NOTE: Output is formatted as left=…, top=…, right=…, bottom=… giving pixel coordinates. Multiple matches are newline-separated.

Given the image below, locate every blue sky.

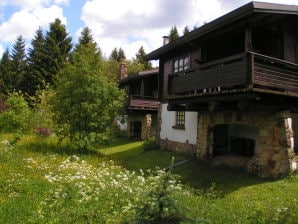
left=0, top=0, right=298, bottom=60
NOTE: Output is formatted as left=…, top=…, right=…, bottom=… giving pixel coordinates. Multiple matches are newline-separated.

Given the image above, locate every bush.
left=143, top=137, right=158, bottom=151
left=0, top=92, right=31, bottom=132
left=124, top=157, right=195, bottom=224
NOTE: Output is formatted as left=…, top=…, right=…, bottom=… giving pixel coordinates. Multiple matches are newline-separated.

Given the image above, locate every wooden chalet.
left=145, top=1, right=298, bottom=177
left=118, top=63, right=160, bottom=139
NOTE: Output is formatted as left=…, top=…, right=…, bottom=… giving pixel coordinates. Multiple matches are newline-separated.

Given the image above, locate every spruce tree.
left=183, top=26, right=190, bottom=35
left=135, top=46, right=152, bottom=70
left=169, top=26, right=179, bottom=42
left=42, top=18, right=73, bottom=84
left=10, top=35, right=27, bottom=92
left=0, top=49, right=12, bottom=94
left=109, top=47, right=126, bottom=62
left=118, top=47, right=126, bottom=62
left=25, top=27, right=46, bottom=96
left=74, top=27, right=102, bottom=61
left=109, top=48, right=119, bottom=61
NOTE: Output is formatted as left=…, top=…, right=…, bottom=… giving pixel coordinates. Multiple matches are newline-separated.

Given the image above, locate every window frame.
left=173, top=55, right=190, bottom=73
left=173, top=111, right=185, bottom=129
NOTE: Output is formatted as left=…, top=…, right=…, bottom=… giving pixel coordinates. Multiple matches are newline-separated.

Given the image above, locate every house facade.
left=145, top=2, right=298, bottom=177
left=118, top=63, right=160, bottom=139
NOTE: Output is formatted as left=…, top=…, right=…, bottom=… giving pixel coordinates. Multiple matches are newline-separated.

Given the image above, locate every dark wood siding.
left=284, top=20, right=298, bottom=64
left=191, top=49, right=201, bottom=68
left=167, top=52, right=298, bottom=98
left=253, top=55, right=298, bottom=94
left=169, top=54, right=247, bottom=94
left=162, top=59, right=172, bottom=101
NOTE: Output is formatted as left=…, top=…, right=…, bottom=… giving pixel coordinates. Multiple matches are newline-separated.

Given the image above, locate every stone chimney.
left=162, top=36, right=170, bottom=45
left=119, top=62, right=128, bottom=80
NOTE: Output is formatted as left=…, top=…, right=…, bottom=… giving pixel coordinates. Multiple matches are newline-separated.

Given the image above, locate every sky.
left=0, top=0, right=298, bottom=61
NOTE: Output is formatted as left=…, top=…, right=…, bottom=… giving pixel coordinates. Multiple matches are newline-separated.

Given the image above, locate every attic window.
left=174, top=56, right=189, bottom=73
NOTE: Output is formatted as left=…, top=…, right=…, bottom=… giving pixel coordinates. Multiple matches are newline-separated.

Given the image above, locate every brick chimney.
left=119, top=62, right=128, bottom=80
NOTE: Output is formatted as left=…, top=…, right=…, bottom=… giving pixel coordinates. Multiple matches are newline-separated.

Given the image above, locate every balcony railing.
left=168, top=52, right=298, bottom=98
left=127, top=96, right=160, bottom=110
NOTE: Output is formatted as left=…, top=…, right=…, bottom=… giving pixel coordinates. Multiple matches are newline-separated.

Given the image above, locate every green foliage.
left=124, top=157, right=193, bottom=224
left=30, top=84, right=56, bottom=134
left=0, top=49, right=12, bottom=94
left=10, top=35, right=27, bottom=92
left=169, top=26, right=180, bottom=42
left=52, top=44, right=125, bottom=150
left=183, top=26, right=190, bottom=35
left=25, top=27, right=46, bottom=96
left=143, top=137, right=158, bottom=151
left=0, top=135, right=297, bottom=223
left=42, top=18, right=73, bottom=84
left=109, top=47, right=126, bottom=62
left=135, top=46, right=152, bottom=70
left=76, top=27, right=102, bottom=59
left=0, top=92, right=31, bottom=132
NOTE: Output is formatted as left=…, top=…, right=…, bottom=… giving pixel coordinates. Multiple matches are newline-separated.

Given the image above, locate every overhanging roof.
left=119, top=68, right=158, bottom=85
left=145, top=1, right=298, bottom=60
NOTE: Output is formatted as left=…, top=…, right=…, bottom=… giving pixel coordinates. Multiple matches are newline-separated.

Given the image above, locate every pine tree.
left=74, top=27, right=102, bottom=61
left=169, top=26, right=179, bottom=42
left=10, top=35, right=27, bottom=92
left=0, top=49, right=12, bottom=94
left=109, top=47, right=126, bottom=62
left=183, top=26, right=190, bottom=35
left=135, top=46, right=152, bottom=70
left=109, top=48, right=119, bottom=61
left=42, top=18, right=73, bottom=84
left=25, top=27, right=46, bottom=96
left=118, top=47, right=126, bottom=62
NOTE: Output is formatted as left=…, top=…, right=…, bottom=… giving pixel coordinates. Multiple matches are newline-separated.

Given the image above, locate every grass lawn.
left=0, top=134, right=297, bottom=223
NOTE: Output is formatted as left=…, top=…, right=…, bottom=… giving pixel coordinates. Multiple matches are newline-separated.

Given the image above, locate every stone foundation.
left=197, top=110, right=296, bottom=178
left=160, top=139, right=196, bottom=154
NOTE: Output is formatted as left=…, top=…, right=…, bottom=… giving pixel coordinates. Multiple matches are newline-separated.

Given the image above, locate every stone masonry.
left=197, top=110, right=296, bottom=178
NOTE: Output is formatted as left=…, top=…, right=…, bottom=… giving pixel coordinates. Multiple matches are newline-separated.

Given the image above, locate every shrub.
left=143, top=137, right=158, bottom=152
left=124, top=157, right=195, bottom=224
left=0, top=92, right=31, bottom=132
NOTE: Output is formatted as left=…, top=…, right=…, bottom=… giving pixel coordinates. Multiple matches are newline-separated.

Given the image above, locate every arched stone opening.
left=213, top=124, right=259, bottom=157
left=197, top=111, right=296, bottom=177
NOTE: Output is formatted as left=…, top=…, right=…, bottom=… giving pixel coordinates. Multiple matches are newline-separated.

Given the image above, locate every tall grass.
left=0, top=134, right=297, bottom=223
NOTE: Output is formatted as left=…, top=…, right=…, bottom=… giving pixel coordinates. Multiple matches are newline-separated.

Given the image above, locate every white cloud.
left=80, top=0, right=226, bottom=59
left=0, top=5, right=66, bottom=44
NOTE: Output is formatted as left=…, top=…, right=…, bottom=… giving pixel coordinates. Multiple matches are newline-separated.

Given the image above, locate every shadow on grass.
left=98, top=139, right=271, bottom=195
left=15, top=135, right=271, bottom=195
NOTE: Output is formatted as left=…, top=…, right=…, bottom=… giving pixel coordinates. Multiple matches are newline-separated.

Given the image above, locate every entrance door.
left=131, top=121, right=142, bottom=138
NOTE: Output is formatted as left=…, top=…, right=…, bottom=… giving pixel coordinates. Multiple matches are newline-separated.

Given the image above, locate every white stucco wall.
left=160, top=103, right=197, bottom=145
left=116, top=116, right=127, bottom=131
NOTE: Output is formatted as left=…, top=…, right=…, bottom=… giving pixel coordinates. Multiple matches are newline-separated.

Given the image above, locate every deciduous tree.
left=52, top=44, right=125, bottom=150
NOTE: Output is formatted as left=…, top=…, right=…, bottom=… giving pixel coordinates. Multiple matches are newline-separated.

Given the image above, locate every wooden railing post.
left=247, top=52, right=254, bottom=89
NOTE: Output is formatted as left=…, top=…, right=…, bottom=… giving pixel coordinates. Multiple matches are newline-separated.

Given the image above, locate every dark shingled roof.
left=145, top=1, right=298, bottom=60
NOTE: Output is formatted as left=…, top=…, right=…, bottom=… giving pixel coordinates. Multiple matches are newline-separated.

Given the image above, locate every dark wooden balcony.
left=126, top=96, right=160, bottom=111
left=168, top=52, right=298, bottom=100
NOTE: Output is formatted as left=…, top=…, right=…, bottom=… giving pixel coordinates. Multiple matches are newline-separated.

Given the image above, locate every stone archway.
left=197, top=110, right=296, bottom=177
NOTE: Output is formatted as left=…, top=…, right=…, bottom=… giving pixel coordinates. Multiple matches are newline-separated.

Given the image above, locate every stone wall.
left=197, top=110, right=296, bottom=178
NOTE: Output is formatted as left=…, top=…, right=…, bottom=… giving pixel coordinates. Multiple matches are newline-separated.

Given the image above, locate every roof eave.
left=145, top=1, right=298, bottom=61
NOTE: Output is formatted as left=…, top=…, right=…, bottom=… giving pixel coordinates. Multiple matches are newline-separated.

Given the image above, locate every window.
left=173, top=56, right=190, bottom=73
left=173, top=111, right=185, bottom=129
